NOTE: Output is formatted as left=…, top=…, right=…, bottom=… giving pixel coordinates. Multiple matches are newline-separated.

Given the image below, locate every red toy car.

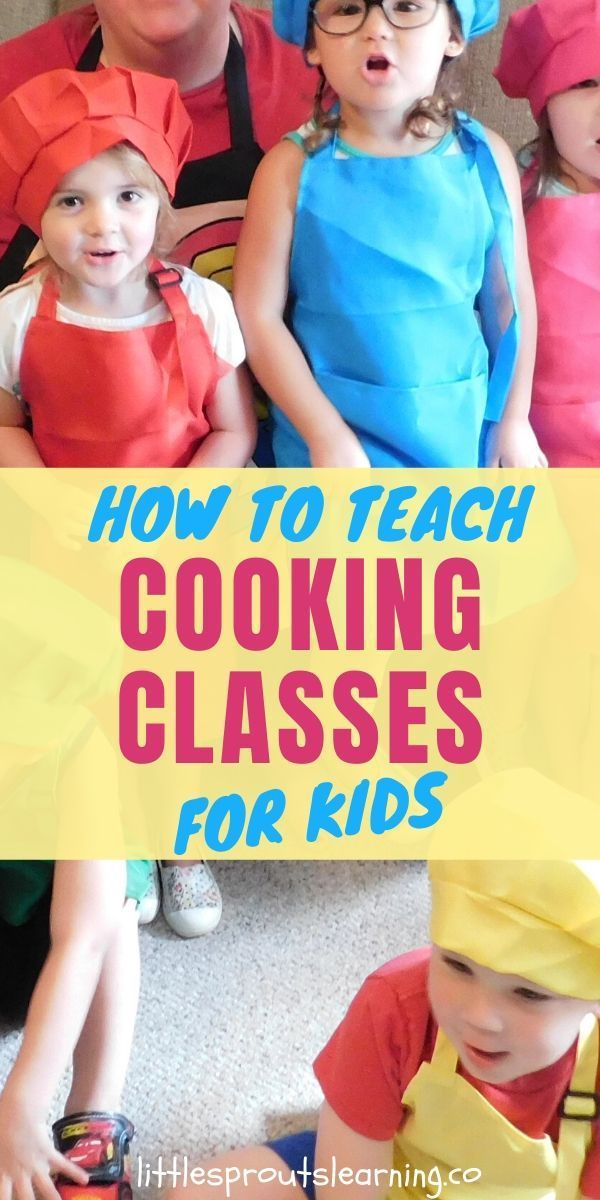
left=53, top=1112, right=134, bottom=1200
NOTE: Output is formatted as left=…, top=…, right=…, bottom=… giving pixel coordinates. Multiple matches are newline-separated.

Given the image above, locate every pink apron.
left=526, top=193, right=600, bottom=466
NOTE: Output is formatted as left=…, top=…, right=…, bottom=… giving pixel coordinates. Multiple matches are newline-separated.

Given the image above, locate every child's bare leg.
left=55, top=727, right=138, bottom=1111
left=0, top=862, right=130, bottom=1200
left=4, top=862, right=127, bottom=1111
left=66, top=899, right=140, bottom=1112
left=168, top=1146, right=305, bottom=1200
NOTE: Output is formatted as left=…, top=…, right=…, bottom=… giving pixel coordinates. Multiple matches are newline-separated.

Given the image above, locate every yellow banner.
left=0, top=468, right=598, bottom=858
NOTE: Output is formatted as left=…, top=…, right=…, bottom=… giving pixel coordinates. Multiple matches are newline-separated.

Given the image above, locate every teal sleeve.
left=126, top=860, right=152, bottom=905
left=284, top=129, right=305, bottom=148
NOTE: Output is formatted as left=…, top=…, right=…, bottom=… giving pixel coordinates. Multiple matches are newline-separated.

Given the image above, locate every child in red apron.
left=0, top=67, right=256, bottom=469
left=496, top=0, right=600, bottom=467
left=171, top=857, right=600, bottom=1200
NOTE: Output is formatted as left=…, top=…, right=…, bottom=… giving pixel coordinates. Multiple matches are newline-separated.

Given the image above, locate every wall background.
left=1, top=1, right=535, bottom=147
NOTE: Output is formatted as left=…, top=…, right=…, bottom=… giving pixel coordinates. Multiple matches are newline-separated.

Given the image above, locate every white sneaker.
left=137, top=861, right=160, bottom=926
left=159, top=862, right=222, bottom=938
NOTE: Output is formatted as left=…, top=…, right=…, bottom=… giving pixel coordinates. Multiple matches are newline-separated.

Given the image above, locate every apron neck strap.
left=224, top=29, right=256, bottom=149
left=146, top=258, right=191, bottom=403
left=36, top=270, right=61, bottom=318
left=430, top=1026, right=459, bottom=1073
left=75, top=25, right=103, bottom=72
left=36, top=258, right=188, bottom=323
left=555, top=1013, right=599, bottom=1200
left=147, top=258, right=188, bottom=321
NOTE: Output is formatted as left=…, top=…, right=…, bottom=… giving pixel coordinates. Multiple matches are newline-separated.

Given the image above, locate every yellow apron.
left=392, top=1016, right=599, bottom=1200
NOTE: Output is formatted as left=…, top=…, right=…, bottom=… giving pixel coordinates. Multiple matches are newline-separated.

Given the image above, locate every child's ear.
left=306, top=44, right=322, bottom=67
left=445, top=33, right=465, bottom=59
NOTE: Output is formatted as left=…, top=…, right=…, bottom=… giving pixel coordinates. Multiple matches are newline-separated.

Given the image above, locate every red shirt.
left=315, top=947, right=600, bottom=1198
left=0, top=4, right=315, bottom=271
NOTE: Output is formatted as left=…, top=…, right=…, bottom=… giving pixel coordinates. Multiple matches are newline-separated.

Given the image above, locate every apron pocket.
left=315, top=369, right=488, bottom=467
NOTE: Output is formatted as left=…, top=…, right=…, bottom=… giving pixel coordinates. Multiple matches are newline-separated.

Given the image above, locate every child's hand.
left=0, top=1093, right=88, bottom=1200
left=309, top=426, right=371, bottom=468
left=486, top=416, right=548, bottom=468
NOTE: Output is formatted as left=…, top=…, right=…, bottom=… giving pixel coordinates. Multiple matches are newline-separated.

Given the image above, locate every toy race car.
left=52, top=1112, right=134, bottom=1200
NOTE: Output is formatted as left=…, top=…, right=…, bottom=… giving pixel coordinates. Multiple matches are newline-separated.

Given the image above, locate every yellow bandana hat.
left=429, top=860, right=600, bottom=1000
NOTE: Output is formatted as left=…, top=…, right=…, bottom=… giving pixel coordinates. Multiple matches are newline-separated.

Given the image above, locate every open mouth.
left=87, top=250, right=119, bottom=259
left=365, top=54, right=392, bottom=72
left=464, top=1044, right=509, bottom=1064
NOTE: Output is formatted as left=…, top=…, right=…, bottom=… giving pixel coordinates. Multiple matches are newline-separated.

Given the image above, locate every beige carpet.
left=0, top=861, right=429, bottom=1182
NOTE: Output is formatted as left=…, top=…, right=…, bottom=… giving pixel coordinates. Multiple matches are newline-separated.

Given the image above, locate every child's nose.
left=362, top=4, right=392, bottom=36
left=85, top=201, right=118, bottom=235
left=463, top=991, right=505, bottom=1034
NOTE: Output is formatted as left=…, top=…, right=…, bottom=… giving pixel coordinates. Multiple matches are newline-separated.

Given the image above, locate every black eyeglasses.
left=310, top=0, right=441, bottom=35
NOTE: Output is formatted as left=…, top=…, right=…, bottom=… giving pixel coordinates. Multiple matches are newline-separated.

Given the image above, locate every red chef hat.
left=495, top=0, right=600, bottom=120
left=0, top=67, right=192, bottom=235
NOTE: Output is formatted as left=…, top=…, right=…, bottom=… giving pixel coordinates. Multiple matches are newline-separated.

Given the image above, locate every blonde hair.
left=305, top=0, right=465, bottom=154
left=105, top=142, right=177, bottom=257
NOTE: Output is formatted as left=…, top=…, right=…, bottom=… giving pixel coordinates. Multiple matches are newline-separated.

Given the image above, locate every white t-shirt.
left=0, top=265, right=245, bottom=400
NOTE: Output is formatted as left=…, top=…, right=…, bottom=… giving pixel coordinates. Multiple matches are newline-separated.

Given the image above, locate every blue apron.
left=273, top=115, right=519, bottom=467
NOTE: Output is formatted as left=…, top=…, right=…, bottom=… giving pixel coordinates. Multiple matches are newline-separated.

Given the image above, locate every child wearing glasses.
left=496, top=0, right=600, bottom=467
left=234, top=0, right=545, bottom=468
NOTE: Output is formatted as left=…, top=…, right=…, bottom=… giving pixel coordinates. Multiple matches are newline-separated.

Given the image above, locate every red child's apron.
left=526, top=193, right=600, bottom=466
left=20, top=263, right=222, bottom=466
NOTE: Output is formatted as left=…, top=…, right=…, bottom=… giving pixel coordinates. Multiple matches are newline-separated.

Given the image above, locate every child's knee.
left=50, top=909, right=122, bottom=966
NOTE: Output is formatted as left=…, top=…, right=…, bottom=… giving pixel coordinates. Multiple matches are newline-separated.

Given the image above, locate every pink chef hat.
left=0, top=67, right=192, bottom=235
left=495, top=0, right=600, bottom=120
